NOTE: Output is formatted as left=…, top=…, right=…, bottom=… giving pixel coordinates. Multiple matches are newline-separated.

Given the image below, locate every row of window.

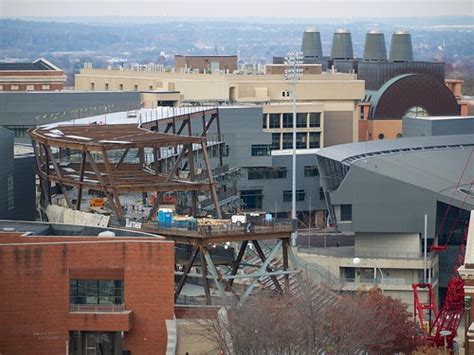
left=272, top=132, right=321, bottom=150
left=247, top=165, right=319, bottom=180
left=91, top=83, right=150, bottom=91
left=0, top=84, right=51, bottom=91
left=70, top=279, right=124, bottom=305
left=240, top=187, right=326, bottom=210
left=264, top=113, right=321, bottom=129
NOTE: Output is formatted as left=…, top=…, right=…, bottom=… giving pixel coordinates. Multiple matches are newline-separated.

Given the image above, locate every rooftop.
left=0, top=58, right=62, bottom=72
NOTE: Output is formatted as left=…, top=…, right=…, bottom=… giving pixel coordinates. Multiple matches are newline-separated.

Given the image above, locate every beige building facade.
left=75, top=67, right=364, bottom=148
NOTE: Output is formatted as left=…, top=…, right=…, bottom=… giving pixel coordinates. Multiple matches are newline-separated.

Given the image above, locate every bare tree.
left=192, top=280, right=426, bottom=354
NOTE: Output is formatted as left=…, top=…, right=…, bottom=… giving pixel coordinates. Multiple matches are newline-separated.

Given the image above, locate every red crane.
left=412, top=148, right=473, bottom=349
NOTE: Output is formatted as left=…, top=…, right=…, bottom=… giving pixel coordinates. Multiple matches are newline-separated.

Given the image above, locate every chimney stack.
left=389, top=30, right=414, bottom=62
left=363, top=30, right=387, bottom=62
left=331, top=29, right=354, bottom=60
left=301, top=27, right=323, bottom=62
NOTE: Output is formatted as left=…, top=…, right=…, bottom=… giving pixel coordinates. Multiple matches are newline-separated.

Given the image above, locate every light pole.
left=352, top=257, right=385, bottom=294
left=284, top=51, right=303, bottom=247
left=440, top=329, right=452, bottom=354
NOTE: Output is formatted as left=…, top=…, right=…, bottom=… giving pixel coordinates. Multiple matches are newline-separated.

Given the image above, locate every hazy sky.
left=1, top=0, right=473, bottom=18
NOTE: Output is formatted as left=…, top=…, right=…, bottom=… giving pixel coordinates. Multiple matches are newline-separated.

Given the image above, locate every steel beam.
left=175, top=245, right=199, bottom=301
left=252, top=240, right=283, bottom=293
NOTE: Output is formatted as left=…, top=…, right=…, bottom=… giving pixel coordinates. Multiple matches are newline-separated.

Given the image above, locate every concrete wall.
left=355, top=232, right=421, bottom=254
left=403, top=116, right=474, bottom=137
left=0, top=234, right=174, bottom=355
left=323, top=111, right=354, bottom=146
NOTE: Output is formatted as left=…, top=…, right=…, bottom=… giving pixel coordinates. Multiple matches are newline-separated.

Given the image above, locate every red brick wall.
left=0, top=235, right=174, bottom=355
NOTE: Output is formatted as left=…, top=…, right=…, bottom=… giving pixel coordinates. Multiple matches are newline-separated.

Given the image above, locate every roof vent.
left=389, top=30, right=414, bottom=62
left=363, top=30, right=387, bottom=62
left=301, top=27, right=323, bottom=61
left=331, top=29, right=354, bottom=60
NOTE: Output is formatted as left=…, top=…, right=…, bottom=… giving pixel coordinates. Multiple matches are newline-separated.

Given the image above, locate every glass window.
left=282, top=133, right=292, bottom=149
left=283, top=190, right=305, bottom=202
left=296, top=132, right=307, bottom=149
left=269, top=114, right=280, bottom=128
left=271, top=133, right=280, bottom=150
left=240, top=189, right=263, bottom=210
left=42, top=84, right=50, bottom=90
left=319, top=187, right=325, bottom=200
left=340, top=204, right=352, bottom=221
left=405, top=106, right=428, bottom=118
left=251, top=144, right=272, bottom=156
left=309, top=132, right=320, bottom=148
left=296, top=113, right=307, bottom=128
left=105, top=83, right=109, bottom=90
left=119, top=84, right=124, bottom=91
left=70, top=279, right=124, bottom=305
left=248, top=167, right=287, bottom=179
left=262, top=114, right=267, bottom=128
left=304, top=165, right=319, bottom=177
left=282, top=113, right=292, bottom=128
left=309, top=113, right=321, bottom=127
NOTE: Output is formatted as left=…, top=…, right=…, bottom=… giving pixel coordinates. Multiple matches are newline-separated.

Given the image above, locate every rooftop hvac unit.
left=301, top=27, right=323, bottom=61
left=331, top=29, right=354, bottom=60
left=389, top=30, right=414, bottom=62
left=363, top=30, right=387, bottom=62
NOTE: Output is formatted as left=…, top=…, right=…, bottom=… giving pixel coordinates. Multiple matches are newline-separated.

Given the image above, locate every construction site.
left=27, top=107, right=302, bottom=309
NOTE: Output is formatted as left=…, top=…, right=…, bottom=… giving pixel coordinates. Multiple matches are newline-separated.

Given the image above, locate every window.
left=396, top=133, right=403, bottom=138
left=304, top=165, right=319, bottom=177
left=296, top=113, right=307, bottom=127
left=251, top=144, right=272, bottom=156
left=272, top=133, right=280, bottom=150
left=134, top=84, right=138, bottom=91
left=296, top=132, right=307, bottom=149
left=282, top=113, right=292, bottom=128
left=269, top=114, right=280, bottom=128
left=119, top=84, right=124, bottom=90
left=149, top=85, right=153, bottom=90
left=11, top=85, right=19, bottom=91
left=222, top=144, right=230, bottom=157
left=405, top=106, right=428, bottom=118
left=105, top=83, right=109, bottom=90
left=309, top=113, right=321, bottom=127
left=5, top=125, right=28, bottom=138
left=90, top=82, right=95, bottom=90
left=309, top=132, right=321, bottom=148
left=283, top=190, right=305, bottom=202
left=26, top=85, right=34, bottom=91
left=240, top=189, right=263, bottom=210
left=0, top=85, right=3, bottom=90
left=70, top=279, right=124, bottom=305
left=340, top=204, right=352, bottom=221
left=248, top=167, right=287, bottom=180
left=378, top=133, right=384, bottom=140
left=262, top=114, right=267, bottom=128
left=41, top=84, right=50, bottom=90
left=281, top=90, right=290, bottom=97
left=282, top=133, right=292, bottom=149
left=319, top=187, right=325, bottom=200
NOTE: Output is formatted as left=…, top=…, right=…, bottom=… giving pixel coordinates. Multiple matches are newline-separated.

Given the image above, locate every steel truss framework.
left=28, top=120, right=223, bottom=222
left=163, top=224, right=299, bottom=306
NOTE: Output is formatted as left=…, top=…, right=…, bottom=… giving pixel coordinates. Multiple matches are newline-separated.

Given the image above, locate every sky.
left=1, top=0, right=473, bottom=19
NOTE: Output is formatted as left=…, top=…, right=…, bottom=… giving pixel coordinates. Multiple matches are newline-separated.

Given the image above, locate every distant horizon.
left=1, top=0, right=472, bottom=19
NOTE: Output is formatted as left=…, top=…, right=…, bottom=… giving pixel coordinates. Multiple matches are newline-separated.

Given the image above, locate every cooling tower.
left=330, top=29, right=354, bottom=60
left=389, top=30, right=414, bottom=62
left=363, top=30, right=387, bottom=62
left=301, top=27, right=323, bottom=61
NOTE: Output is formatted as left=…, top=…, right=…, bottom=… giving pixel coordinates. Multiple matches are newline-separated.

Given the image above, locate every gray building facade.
left=0, top=91, right=140, bottom=141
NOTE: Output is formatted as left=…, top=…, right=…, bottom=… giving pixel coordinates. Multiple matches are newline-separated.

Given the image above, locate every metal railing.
left=297, top=246, right=436, bottom=260
left=69, top=303, right=126, bottom=313
left=342, top=276, right=439, bottom=286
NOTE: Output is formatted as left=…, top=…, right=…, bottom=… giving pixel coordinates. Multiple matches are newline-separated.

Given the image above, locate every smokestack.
left=330, top=29, right=354, bottom=60
left=389, top=30, right=414, bottom=62
left=363, top=30, right=387, bottom=62
left=301, top=27, right=323, bottom=62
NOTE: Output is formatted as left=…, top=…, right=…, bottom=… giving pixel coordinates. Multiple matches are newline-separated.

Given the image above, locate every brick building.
left=0, top=221, right=175, bottom=355
left=174, top=55, right=238, bottom=73
left=0, top=58, right=66, bottom=91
